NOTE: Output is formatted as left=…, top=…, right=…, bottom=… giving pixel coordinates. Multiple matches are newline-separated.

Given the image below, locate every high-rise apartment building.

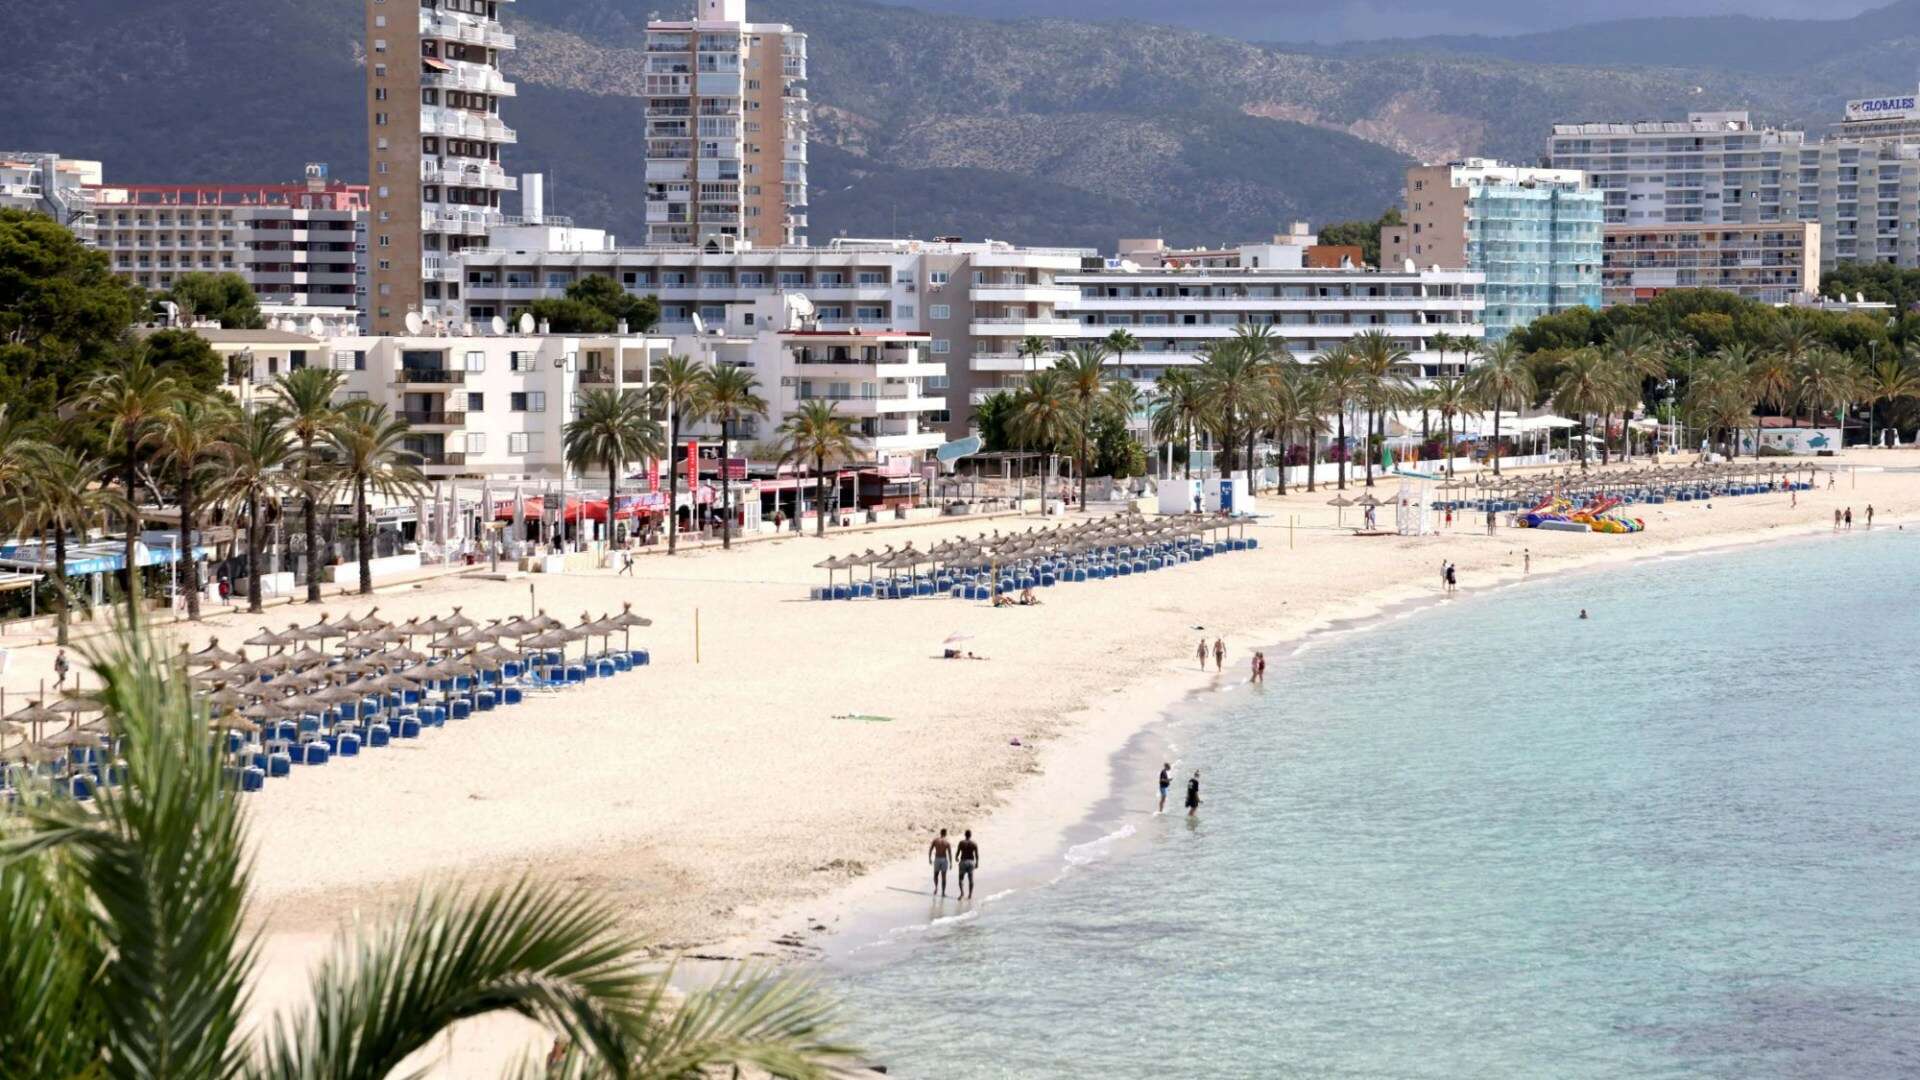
left=1546, top=112, right=1804, bottom=229
left=364, top=0, right=518, bottom=333
left=643, top=0, right=809, bottom=248
left=88, top=167, right=368, bottom=310
left=1381, top=161, right=1601, bottom=339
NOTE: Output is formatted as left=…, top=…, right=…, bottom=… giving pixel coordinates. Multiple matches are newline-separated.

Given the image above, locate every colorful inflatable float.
left=1516, top=495, right=1645, bottom=534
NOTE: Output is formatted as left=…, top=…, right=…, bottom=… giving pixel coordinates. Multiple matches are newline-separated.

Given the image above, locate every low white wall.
left=325, top=554, right=421, bottom=586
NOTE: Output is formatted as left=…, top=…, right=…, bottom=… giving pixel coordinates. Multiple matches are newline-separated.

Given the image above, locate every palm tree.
left=1017, top=334, right=1053, bottom=381
left=1012, top=368, right=1075, bottom=510
left=76, top=355, right=180, bottom=626
left=1796, top=349, right=1860, bottom=446
left=1290, top=369, right=1335, bottom=493
left=270, top=367, right=345, bottom=603
left=1428, top=376, right=1472, bottom=477
left=1602, top=325, right=1667, bottom=462
left=1743, top=343, right=1794, bottom=458
left=1428, top=330, right=1459, bottom=378
left=1684, top=353, right=1757, bottom=457
left=149, top=394, right=235, bottom=621
left=324, top=402, right=425, bottom=595
left=1316, top=343, right=1364, bottom=490
left=775, top=400, right=864, bottom=536
left=0, top=624, right=858, bottom=1078
left=14, top=449, right=123, bottom=645
left=1055, top=343, right=1119, bottom=510
left=564, top=388, right=666, bottom=550
left=208, top=409, right=291, bottom=613
left=1260, top=365, right=1303, bottom=495
left=1466, top=337, right=1535, bottom=476
left=1194, top=339, right=1267, bottom=485
left=649, top=353, right=709, bottom=555
left=1149, top=369, right=1203, bottom=479
left=1861, top=358, right=1919, bottom=448
left=699, top=364, right=767, bottom=550
left=1104, top=328, right=1140, bottom=382
left=1349, top=330, right=1412, bottom=486
left=1553, top=348, right=1620, bottom=471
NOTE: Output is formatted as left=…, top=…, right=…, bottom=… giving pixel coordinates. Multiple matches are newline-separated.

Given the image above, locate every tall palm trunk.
left=246, top=496, right=264, bottom=613
left=302, top=435, right=322, bottom=604
left=53, top=525, right=70, bottom=646
left=1183, top=420, right=1192, bottom=480
left=179, top=472, right=200, bottom=620
left=720, top=426, right=734, bottom=550
left=1246, top=427, right=1257, bottom=495
left=667, top=417, right=682, bottom=554
left=609, top=459, right=619, bottom=549
left=815, top=453, right=828, bottom=537
left=1492, top=398, right=1505, bottom=478
left=1275, top=424, right=1288, bottom=496
left=356, top=476, right=373, bottom=595
left=1336, top=411, right=1348, bottom=490
left=1078, top=420, right=1090, bottom=511
left=1364, top=406, right=1377, bottom=487
left=123, top=435, right=141, bottom=627
left=1306, top=422, right=1319, bottom=493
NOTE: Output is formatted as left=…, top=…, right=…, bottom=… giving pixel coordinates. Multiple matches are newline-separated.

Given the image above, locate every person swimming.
left=1579, top=609, right=1589, bottom=620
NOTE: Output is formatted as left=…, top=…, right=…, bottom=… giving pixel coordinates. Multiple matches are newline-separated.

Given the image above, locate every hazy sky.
left=871, top=0, right=1883, bottom=42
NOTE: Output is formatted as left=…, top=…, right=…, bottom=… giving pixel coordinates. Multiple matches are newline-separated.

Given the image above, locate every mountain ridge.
left=2, top=0, right=1915, bottom=250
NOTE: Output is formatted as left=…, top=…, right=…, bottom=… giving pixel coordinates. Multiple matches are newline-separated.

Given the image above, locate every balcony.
left=421, top=65, right=516, bottom=97
left=392, top=369, right=466, bottom=387
left=967, top=317, right=1082, bottom=337
left=421, top=161, right=518, bottom=191
left=397, top=410, right=467, bottom=427
left=970, top=284, right=1074, bottom=304
left=414, top=450, right=470, bottom=468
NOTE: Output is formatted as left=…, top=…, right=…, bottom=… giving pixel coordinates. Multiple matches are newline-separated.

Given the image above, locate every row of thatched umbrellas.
left=1428, top=461, right=1823, bottom=511
left=1, top=602, right=654, bottom=768
left=813, top=511, right=1247, bottom=592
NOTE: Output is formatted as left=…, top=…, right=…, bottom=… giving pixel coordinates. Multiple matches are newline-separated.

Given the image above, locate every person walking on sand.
left=1867, top=504, right=1875, bottom=529
left=1835, top=508, right=1843, bottom=532
left=1523, top=548, right=1531, bottom=575
left=1846, top=507, right=1854, bottom=530
left=1196, top=638, right=1208, bottom=670
left=618, top=549, right=635, bottom=576
left=1158, top=762, right=1172, bottom=812
left=1212, top=637, right=1225, bottom=672
left=929, top=829, right=952, bottom=897
left=53, top=648, right=70, bottom=691
left=956, top=830, right=979, bottom=900
left=1185, top=770, right=1202, bottom=817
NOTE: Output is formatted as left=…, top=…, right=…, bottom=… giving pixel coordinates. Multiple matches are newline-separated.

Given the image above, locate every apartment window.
left=374, top=64, right=387, bottom=78
left=929, top=304, right=950, bottom=319
left=467, top=433, right=487, bottom=454
left=465, top=350, right=485, bottom=372
left=929, top=271, right=949, bottom=285
left=332, top=349, right=356, bottom=371
left=376, top=185, right=390, bottom=199
left=374, top=87, right=388, bottom=102
left=376, top=161, right=389, bottom=175
left=509, top=350, right=535, bottom=372
left=508, top=432, right=530, bottom=454
left=511, top=391, right=546, bottom=412
left=930, top=339, right=951, bottom=355
left=374, top=112, right=389, bottom=127
left=346, top=391, right=370, bottom=402
left=376, top=137, right=389, bottom=150
left=465, top=392, right=485, bottom=412
left=926, top=375, right=950, bottom=390
left=373, top=38, right=388, bottom=53
left=897, top=304, right=914, bottom=319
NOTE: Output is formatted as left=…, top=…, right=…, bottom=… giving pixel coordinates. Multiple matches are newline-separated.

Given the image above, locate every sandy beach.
left=8, top=451, right=1916, bottom=1071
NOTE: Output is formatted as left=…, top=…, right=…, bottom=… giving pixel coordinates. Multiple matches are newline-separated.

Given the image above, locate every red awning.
left=422, top=56, right=451, bottom=72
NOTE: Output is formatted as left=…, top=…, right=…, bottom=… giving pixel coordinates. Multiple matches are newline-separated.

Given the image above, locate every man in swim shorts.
left=955, top=830, right=979, bottom=900
left=929, top=828, right=952, bottom=896
left=1158, top=762, right=1172, bottom=812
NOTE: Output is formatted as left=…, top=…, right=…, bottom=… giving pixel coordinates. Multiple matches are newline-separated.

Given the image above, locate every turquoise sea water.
left=831, top=530, right=1920, bottom=1078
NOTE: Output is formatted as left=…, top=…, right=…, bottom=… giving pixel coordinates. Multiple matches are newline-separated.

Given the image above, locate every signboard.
left=685, top=440, right=698, bottom=486
left=881, top=452, right=914, bottom=478
left=647, top=458, right=660, bottom=493
left=1845, top=92, right=1919, bottom=122
left=725, top=457, right=748, bottom=480
left=1738, top=427, right=1840, bottom=456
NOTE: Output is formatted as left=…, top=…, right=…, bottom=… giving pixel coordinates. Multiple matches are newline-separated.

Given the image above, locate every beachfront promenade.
left=2, top=452, right=1912, bottom=1073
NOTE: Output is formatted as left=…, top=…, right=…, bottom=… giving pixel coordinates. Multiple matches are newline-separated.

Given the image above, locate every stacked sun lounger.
left=810, top=510, right=1257, bottom=602
left=0, top=603, right=656, bottom=801
left=1427, top=462, right=1821, bottom=517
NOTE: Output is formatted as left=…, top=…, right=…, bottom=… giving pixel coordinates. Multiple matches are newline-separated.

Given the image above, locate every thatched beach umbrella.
left=188, top=638, right=247, bottom=667
left=245, top=626, right=295, bottom=650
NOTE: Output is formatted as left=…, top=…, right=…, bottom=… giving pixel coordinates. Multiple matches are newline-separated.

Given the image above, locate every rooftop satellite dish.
left=307, top=315, right=325, bottom=337
left=691, top=312, right=707, bottom=335
left=518, top=312, right=535, bottom=335
left=404, top=311, right=424, bottom=335
left=786, top=293, right=816, bottom=318
left=491, top=315, right=508, bottom=336
left=1857, top=292, right=1867, bottom=304
left=1404, top=258, right=1417, bottom=273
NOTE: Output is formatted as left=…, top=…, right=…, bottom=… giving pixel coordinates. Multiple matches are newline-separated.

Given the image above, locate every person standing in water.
left=1158, top=762, right=1172, bottom=812
left=1196, top=637, right=1207, bottom=670
left=955, top=830, right=979, bottom=900
left=929, top=829, right=952, bottom=897
left=1185, top=771, right=1202, bottom=817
